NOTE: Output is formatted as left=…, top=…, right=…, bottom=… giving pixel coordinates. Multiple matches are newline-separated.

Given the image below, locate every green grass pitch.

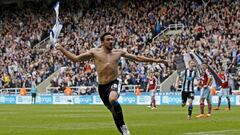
left=0, top=105, right=239, bottom=135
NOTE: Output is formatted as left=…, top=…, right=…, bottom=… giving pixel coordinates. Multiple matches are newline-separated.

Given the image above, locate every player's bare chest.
left=94, top=52, right=120, bottom=64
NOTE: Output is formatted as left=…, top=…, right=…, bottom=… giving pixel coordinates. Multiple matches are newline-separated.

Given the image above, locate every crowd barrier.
left=0, top=93, right=239, bottom=105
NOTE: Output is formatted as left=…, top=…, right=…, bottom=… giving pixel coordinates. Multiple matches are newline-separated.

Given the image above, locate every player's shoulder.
left=113, top=49, right=124, bottom=52
left=89, top=48, right=101, bottom=52
left=113, top=49, right=126, bottom=54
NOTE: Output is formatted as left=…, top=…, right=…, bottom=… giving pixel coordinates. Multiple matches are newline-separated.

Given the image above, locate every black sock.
left=217, top=97, right=221, bottom=107
left=188, top=105, right=193, bottom=116
left=112, top=101, right=125, bottom=125
left=111, top=112, right=123, bottom=134
left=111, top=101, right=125, bottom=133
left=227, top=97, right=231, bottom=109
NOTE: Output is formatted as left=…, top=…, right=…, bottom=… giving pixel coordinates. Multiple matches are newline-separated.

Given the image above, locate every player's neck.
left=101, top=46, right=112, bottom=53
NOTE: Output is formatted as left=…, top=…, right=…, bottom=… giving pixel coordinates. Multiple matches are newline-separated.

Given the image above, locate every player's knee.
left=188, top=99, right=193, bottom=104
left=109, top=95, right=118, bottom=102
left=109, top=91, right=119, bottom=103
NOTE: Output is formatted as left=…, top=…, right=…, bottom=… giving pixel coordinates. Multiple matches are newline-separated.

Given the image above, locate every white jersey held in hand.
left=50, top=1, right=62, bottom=46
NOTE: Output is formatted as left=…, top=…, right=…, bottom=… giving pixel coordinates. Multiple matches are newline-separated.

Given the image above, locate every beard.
left=106, top=44, right=113, bottom=50
left=107, top=46, right=113, bottom=50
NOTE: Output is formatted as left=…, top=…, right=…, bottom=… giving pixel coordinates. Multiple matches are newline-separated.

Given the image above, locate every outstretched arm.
left=146, top=83, right=149, bottom=92
left=56, top=44, right=93, bottom=62
left=122, top=51, right=168, bottom=65
left=175, top=71, right=183, bottom=88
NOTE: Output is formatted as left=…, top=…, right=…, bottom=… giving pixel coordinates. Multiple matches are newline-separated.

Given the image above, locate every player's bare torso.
left=91, top=48, right=124, bottom=85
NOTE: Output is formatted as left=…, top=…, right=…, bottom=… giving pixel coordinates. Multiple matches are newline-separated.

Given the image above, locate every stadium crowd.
left=0, top=0, right=239, bottom=93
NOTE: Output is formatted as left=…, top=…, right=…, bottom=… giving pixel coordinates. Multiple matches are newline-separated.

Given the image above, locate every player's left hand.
left=55, top=43, right=64, bottom=50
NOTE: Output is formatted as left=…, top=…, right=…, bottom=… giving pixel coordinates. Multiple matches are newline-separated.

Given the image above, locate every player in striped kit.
left=176, top=60, right=198, bottom=120
left=214, top=68, right=231, bottom=111
left=196, top=63, right=213, bottom=118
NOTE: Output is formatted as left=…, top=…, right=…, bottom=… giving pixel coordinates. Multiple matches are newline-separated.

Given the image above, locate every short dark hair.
left=100, top=32, right=112, bottom=41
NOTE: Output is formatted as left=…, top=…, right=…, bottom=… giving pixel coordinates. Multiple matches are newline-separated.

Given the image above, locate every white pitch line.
left=184, top=129, right=240, bottom=135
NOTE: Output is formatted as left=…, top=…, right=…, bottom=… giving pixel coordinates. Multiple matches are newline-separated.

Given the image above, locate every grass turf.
left=0, top=105, right=239, bottom=135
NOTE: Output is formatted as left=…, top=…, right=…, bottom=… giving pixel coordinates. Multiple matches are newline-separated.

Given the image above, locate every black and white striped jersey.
left=179, top=68, right=199, bottom=92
